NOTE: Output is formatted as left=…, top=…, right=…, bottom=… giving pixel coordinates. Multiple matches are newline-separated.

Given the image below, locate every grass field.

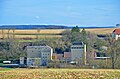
left=0, top=28, right=117, bottom=39
left=0, top=68, right=120, bottom=79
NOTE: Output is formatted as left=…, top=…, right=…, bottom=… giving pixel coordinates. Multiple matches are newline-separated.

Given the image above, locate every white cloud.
left=35, top=16, right=40, bottom=19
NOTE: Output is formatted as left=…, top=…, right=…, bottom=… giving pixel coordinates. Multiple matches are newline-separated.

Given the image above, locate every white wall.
left=27, top=46, right=53, bottom=66
left=71, top=45, right=84, bottom=60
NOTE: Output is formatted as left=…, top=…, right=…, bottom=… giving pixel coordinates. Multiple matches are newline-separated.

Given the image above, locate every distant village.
left=23, top=28, right=120, bottom=68
left=0, top=26, right=120, bottom=69
left=26, top=42, right=86, bottom=68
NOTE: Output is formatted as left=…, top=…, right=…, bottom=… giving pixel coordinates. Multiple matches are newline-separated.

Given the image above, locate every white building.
left=71, top=42, right=86, bottom=64
left=41, top=46, right=53, bottom=66
left=112, top=29, right=120, bottom=40
left=27, top=45, right=53, bottom=66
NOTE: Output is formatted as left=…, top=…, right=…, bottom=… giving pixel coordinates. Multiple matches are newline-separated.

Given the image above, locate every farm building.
left=112, top=28, right=120, bottom=40
left=64, top=52, right=71, bottom=62
left=52, top=53, right=63, bottom=61
left=27, top=45, right=53, bottom=67
left=71, top=42, right=86, bottom=65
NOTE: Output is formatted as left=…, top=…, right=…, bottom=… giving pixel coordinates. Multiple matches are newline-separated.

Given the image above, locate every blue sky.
left=0, top=0, right=120, bottom=26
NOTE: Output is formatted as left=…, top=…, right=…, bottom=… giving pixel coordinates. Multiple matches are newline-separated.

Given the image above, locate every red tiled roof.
left=113, top=29, right=120, bottom=34
left=64, top=52, right=71, bottom=58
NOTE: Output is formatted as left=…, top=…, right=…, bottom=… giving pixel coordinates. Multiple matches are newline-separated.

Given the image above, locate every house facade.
left=112, top=29, right=120, bottom=40
left=27, top=45, right=53, bottom=66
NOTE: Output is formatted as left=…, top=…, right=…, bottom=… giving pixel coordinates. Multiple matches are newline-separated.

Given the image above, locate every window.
left=96, top=52, right=107, bottom=57
left=72, top=47, right=84, bottom=49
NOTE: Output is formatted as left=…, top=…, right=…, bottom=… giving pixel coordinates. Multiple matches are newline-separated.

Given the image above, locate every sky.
left=0, top=0, right=120, bottom=26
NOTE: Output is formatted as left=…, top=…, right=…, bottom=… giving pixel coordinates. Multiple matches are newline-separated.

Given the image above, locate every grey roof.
left=72, top=42, right=84, bottom=45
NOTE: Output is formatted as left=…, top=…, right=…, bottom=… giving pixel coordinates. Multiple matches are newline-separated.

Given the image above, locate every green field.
left=0, top=68, right=120, bottom=79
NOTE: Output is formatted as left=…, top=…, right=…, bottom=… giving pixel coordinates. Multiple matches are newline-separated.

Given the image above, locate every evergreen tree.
left=71, top=26, right=80, bottom=33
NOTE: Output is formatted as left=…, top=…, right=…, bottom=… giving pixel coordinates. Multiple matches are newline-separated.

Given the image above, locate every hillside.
left=0, top=28, right=117, bottom=39
left=85, top=28, right=116, bottom=34
left=0, top=25, right=68, bottom=29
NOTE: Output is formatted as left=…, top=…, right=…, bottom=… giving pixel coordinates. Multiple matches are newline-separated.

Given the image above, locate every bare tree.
left=1, top=29, right=5, bottom=39
left=12, top=28, right=15, bottom=39
left=36, top=29, right=40, bottom=39
left=107, top=36, right=120, bottom=69
left=7, top=29, right=10, bottom=39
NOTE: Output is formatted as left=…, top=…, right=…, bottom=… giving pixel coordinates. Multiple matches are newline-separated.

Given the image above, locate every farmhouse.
left=112, top=28, right=120, bottom=40
left=27, top=45, right=53, bottom=67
